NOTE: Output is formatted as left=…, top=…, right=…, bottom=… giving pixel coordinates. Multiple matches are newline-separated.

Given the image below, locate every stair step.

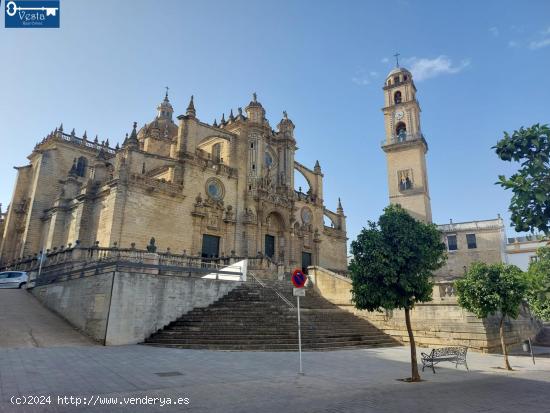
left=142, top=278, right=399, bottom=351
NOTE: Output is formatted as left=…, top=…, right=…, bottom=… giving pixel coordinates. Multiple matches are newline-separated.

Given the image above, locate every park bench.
left=421, top=346, right=469, bottom=373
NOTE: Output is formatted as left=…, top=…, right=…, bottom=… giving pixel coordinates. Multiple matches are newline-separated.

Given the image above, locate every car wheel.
left=18, top=282, right=27, bottom=289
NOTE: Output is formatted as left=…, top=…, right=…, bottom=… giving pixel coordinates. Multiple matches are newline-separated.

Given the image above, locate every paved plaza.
left=1, top=291, right=549, bottom=412
left=0, top=343, right=549, bottom=413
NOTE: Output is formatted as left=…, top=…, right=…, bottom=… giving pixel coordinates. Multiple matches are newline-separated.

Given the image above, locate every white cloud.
left=489, top=27, right=499, bottom=37
left=530, top=37, right=550, bottom=50
left=541, top=26, right=550, bottom=36
left=381, top=57, right=389, bottom=64
left=351, top=69, right=380, bottom=86
left=508, top=40, right=519, bottom=48
left=403, top=56, right=470, bottom=81
left=351, top=76, right=370, bottom=86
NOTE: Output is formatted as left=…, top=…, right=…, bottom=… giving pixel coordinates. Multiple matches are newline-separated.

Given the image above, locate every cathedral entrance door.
left=201, top=234, right=220, bottom=259
left=265, top=235, right=275, bottom=259
left=301, top=251, right=312, bottom=274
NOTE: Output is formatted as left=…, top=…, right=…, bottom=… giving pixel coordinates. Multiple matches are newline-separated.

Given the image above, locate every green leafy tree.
left=493, top=124, right=550, bottom=235
left=455, top=263, right=528, bottom=370
left=349, top=204, right=446, bottom=382
left=526, top=247, right=550, bottom=321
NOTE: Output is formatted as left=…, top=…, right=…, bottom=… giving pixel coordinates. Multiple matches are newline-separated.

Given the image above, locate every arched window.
left=394, top=91, right=402, bottom=104
left=395, top=122, right=407, bottom=141
left=75, top=157, right=87, bottom=177
left=394, top=76, right=400, bottom=84
left=212, top=143, right=221, bottom=163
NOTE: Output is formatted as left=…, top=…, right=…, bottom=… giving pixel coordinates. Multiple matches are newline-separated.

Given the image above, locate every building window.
left=212, top=143, right=221, bottom=163
left=205, top=178, right=225, bottom=201
left=398, top=169, right=413, bottom=191
left=466, top=234, right=477, bottom=249
left=396, top=122, right=407, bottom=141
left=265, top=151, right=273, bottom=168
left=447, top=235, right=458, bottom=251
left=75, top=157, right=87, bottom=177
left=394, top=91, right=402, bottom=104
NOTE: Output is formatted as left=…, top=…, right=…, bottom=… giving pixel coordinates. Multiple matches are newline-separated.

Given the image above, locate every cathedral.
left=0, top=93, right=348, bottom=273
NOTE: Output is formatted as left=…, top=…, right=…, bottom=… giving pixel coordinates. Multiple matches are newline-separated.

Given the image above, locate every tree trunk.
left=500, top=315, right=512, bottom=371
left=404, top=307, right=421, bottom=381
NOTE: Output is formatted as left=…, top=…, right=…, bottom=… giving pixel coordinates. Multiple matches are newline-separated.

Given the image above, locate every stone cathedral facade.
left=0, top=93, right=348, bottom=273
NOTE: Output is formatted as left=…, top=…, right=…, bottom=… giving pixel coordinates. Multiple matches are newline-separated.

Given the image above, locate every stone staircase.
left=143, top=278, right=399, bottom=351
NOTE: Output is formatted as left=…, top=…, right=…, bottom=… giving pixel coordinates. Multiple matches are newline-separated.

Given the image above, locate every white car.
left=0, top=271, right=28, bottom=289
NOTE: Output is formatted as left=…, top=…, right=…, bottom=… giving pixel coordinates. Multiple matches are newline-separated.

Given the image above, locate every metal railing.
left=381, top=132, right=426, bottom=147
left=248, top=272, right=296, bottom=309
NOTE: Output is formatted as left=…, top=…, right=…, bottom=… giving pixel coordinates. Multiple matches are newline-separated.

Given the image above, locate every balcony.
left=381, top=132, right=427, bottom=148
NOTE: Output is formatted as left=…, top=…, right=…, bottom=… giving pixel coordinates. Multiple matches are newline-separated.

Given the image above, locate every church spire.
left=186, top=95, right=196, bottom=118
left=314, top=160, right=321, bottom=174
left=125, top=122, right=139, bottom=149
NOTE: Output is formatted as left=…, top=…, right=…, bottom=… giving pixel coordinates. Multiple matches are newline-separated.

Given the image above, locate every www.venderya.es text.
left=11, top=395, right=190, bottom=407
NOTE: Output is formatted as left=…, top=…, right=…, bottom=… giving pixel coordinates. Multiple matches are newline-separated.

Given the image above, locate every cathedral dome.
left=386, top=66, right=412, bottom=79
left=137, top=91, right=178, bottom=141
left=137, top=118, right=178, bottom=141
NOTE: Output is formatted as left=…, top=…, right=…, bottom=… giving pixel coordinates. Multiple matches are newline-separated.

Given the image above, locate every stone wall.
left=32, top=270, right=240, bottom=345
left=308, top=266, right=542, bottom=352
left=105, top=271, right=239, bottom=345
left=32, top=271, right=113, bottom=342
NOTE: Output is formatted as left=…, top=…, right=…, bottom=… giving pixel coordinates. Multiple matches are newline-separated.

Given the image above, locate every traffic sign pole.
left=297, top=294, right=303, bottom=375
left=291, top=268, right=307, bottom=375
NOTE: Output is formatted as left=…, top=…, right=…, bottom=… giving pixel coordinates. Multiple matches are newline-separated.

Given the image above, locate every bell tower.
left=381, top=63, right=432, bottom=222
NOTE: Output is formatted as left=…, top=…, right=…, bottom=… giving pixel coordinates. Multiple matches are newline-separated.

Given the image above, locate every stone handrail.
left=1, top=244, right=281, bottom=277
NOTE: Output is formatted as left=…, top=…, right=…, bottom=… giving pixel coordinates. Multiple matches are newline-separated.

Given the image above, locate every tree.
left=455, top=263, right=528, bottom=370
left=526, top=247, right=550, bottom=321
left=349, top=204, right=446, bottom=382
left=493, top=124, right=550, bottom=236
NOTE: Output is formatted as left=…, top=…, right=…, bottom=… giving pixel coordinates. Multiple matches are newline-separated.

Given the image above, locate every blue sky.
left=1, top=0, right=549, bottom=246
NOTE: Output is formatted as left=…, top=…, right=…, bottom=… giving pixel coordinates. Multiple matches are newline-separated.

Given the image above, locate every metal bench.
left=421, top=346, right=469, bottom=373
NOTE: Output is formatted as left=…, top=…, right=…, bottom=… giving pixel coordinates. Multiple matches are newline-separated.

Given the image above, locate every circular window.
left=206, top=178, right=224, bottom=201
left=301, top=207, right=312, bottom=224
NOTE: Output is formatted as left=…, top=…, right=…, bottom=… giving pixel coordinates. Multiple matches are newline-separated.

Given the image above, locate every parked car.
left=0, top=271, right=28, bottom=289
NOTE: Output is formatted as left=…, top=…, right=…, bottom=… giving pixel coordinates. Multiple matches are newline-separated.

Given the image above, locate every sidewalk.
left=0, top=290, right=94, bottom=348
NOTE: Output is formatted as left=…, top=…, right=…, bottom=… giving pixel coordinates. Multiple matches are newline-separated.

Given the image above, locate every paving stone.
left=0, top=345, right=548, bottom=412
